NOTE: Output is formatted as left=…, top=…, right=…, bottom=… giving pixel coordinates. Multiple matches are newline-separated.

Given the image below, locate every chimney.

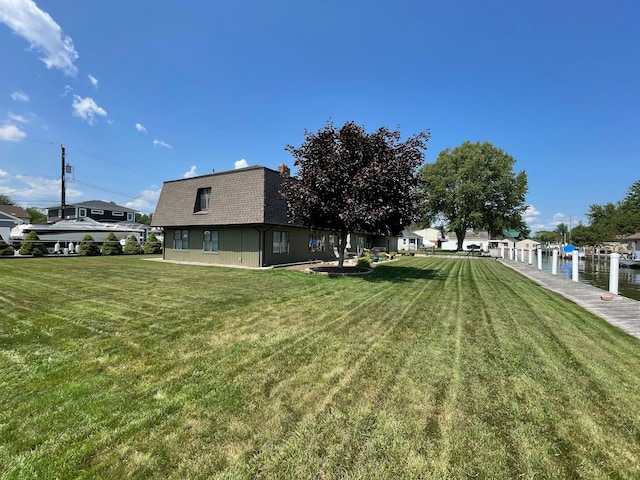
left=278, top=163, right=290, bottom=177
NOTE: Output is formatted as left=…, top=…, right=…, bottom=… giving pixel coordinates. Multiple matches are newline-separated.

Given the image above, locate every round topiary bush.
left=102, top=232, right=123, bottom=255
left=143, top=232, right=162, bottom=254
left=0, top=234, right=14, bottom=256
left=19, top=231, right=47, bottom=257
left=123, top=235, right=142, bottom=255
left=78, top=234, right=101, bottom=256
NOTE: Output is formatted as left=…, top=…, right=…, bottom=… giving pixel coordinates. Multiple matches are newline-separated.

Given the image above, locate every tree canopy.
left=0, top=194, right=15, bottom=206
left=283, top=120, right=430, bottom=267
left=568, top=180, right=640, bottom=247
left=418, top=141, right=528, bottom=250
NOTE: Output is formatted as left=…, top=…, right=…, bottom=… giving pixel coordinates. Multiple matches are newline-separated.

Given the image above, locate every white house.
left=412, top=228, right=443, bottom=248
left=439, top=230, right=490, bottom=251
left=397, top=230, right=423, bottom=251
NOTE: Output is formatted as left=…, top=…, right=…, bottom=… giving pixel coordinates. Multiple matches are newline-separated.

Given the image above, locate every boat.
left=619, top=258, right=640, bottom=269
left=10, top=217, right=148, bottom=247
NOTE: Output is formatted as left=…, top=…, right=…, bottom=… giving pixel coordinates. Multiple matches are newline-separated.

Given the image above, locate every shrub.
left=19, top=231, right=47, bottom=257
left=102, top=232, right=123, bottom=255
left=79, top=234, right=101, bottom=256
left=357, top=257, right=371, bottom=268
left=0, top=234, right=14, bottom=256
left=143, top=232, right=162, bottom=254
left=124, top=235, right=142, bottom=255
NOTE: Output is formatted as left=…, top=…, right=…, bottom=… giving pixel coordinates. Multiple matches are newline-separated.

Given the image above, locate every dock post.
left=609, top=253, right=620, bottom=295
left=528, top=248, right=533, bottom=265
left=552, top=250, right=558, bottom=275
left=571, top=250, right=579, bottom=282
left=537, top=248, right=543, bottom=270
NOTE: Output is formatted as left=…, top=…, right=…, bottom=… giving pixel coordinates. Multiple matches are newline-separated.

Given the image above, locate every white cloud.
left=71, top=95, right=107, bottom=125
left=125, top=187, right=161, bottom=214
left=10, top=90, right=29, bottom=102
left=0, top=0, right=79, bottom=76
left=8, top=112, right=27, bottom=123
left=153, top=138, right=172, bottom=149
left=0, top=173, right=81, bottom=205
left=135, top=123, right=147, bottom=133
left=183, top=166, right=197, bottom=178
left=88, top=74, right=98, bottom=88
left=234, top=159, right=248, bottom=169
left=0, top=124, right=26, bottom=141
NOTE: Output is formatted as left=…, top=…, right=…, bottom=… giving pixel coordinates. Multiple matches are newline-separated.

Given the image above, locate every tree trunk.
left=455, top=228, right=466, bottom=251
left=338, top=231, right=349, bottom=268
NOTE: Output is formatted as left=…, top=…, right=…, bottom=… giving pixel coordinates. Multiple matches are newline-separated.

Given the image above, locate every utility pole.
left=61, top=145, right=66, bottom=220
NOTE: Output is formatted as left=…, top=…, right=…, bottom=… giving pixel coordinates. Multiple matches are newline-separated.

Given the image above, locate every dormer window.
left=194, top=187, right=211, bottom=212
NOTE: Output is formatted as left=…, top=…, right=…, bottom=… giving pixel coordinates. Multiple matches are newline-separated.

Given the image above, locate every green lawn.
left=1, top=255, right=639, bottom=479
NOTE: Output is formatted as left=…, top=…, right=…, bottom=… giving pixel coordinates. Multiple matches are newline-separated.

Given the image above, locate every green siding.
left=164, top=227, right=261, bottom=267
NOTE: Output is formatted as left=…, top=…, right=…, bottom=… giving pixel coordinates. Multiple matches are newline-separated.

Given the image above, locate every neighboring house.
left=0, top=205, right=30, bottom=223
left=625, top=232, right=640, bottom=254
left=413, top=228, right=445, bottom=247
left=397, top=230, right=423, bottom=251
left=151, top=165, right=397, bottom=268
left=46, top=200, right=137, bottom=223
left=0, top=206, right=29, bottom=243
left=515, top=238, right=542, bottom=251
left=439, top=230, right=490, bottom=251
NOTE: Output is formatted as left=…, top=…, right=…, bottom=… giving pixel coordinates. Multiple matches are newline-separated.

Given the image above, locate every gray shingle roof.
left=151, top=165, right=292, bottom=227
left=45, top=200, right=137, bottom=213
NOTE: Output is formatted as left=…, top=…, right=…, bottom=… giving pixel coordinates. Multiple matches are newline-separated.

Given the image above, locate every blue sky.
left=0, top=0, right=638, bottom=232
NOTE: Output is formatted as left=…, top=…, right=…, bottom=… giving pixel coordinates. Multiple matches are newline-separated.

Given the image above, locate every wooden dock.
left=499, top=259, right=640, bottom=340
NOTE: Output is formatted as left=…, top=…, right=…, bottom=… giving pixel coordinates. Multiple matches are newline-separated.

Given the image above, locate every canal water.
left=537, top=255, right=640, bottom=301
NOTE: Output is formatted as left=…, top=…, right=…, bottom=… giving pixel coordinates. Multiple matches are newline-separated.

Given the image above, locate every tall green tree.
left=532, top=230, right=558, bottom=245
left=419, top=141, right=528, bottom=250
left=283, top=120, right=430, bottom=267
left=0, top=194, right=15, bottom=205
left=135, top=213, right=153, bottom=225
left=555, top=222, right=569, bottom=244
left=619, top=180, right=640, bottom=234
left=26, top=207, right=47, bottom=224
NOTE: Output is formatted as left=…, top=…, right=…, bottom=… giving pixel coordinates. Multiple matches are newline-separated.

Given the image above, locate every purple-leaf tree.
left=283, top=120, right=430, bottom=267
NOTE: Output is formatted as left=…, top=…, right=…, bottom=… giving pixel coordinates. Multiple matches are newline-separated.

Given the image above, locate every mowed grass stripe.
left=1, top=256, right=640, bottom=478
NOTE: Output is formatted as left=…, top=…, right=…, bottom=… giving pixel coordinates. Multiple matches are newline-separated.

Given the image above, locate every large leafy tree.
left=283, top=120, right=430, bottom=267
left=0, top=194, right=15, bottom=205
left=419, top=141, right=528, bottom=250
left=26, top=207, right=47, bottom=224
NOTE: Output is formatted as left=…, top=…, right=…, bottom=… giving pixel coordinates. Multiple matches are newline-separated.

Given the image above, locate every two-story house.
left=151, top=164, right=396, bottom=268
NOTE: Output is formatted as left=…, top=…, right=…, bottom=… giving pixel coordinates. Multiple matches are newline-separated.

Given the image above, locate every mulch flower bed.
left=306, top=266, right=373, bottom=276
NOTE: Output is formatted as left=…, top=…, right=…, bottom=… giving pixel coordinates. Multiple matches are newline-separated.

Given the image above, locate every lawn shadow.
left=360, top=264, right=446, bottom=284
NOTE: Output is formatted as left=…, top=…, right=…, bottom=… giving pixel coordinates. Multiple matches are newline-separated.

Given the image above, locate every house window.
left=174, top=229, right=189, bottom=250
left=309, top=234, right=326, bottom=253
left=127, top=213, right=134, bottom=221
left=91, top=209, right=104, bottom=215
left=203, top=230, right=219, bottom=252
left=273, top=231, right=289, bottom=254
left=78, top=208, right=87, bottom=217
left=194, top=187, right=211, bottom=212
left=113, top=211, right=124, bottom=216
